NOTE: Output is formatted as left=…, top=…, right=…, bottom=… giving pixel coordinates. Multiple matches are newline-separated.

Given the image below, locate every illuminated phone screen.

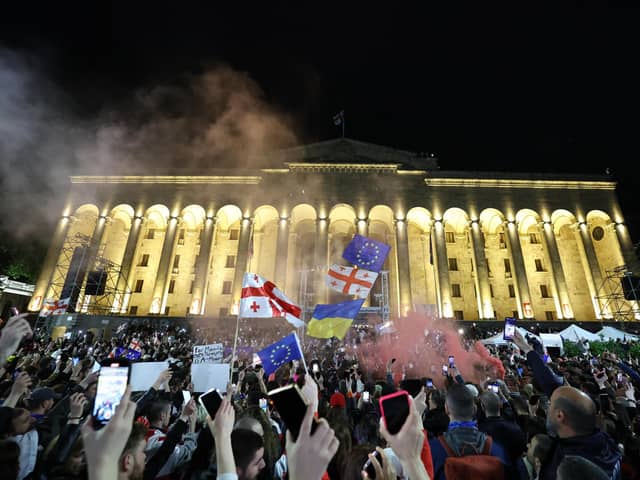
left=93, top=365, right=129, bottom=426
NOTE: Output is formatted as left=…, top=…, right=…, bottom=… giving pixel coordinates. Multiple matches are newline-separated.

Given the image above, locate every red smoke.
left=352, top=312, right=504, bottom=388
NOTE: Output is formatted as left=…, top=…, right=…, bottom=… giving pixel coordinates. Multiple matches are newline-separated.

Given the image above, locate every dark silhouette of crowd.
left=0, top=312, right=638, bottom=479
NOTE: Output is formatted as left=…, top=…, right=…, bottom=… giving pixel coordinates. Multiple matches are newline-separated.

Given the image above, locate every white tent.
left=596, top=326, right=639, bottom=342
left=540, top=333, right=564, bottom=355
left=559, top=324, right=600, bottom=343
left=481, top=326, right=542, bottom=346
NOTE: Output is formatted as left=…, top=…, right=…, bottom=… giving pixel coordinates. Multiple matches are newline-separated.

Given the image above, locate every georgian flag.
left=239, top=273, right=304, bottom=328
left=39, top=297, right=71, bottom=317
left=326, top=264, right=378, bottom=299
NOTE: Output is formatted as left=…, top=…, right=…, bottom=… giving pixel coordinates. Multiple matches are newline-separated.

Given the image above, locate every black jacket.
left=479, top=416, right=527, bottom=465
left=539, top=430, right=621, bottom=480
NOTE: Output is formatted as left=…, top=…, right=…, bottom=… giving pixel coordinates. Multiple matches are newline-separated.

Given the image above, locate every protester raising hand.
left=207, top=397, right=236, bottom=476
left=81, top=386, right=136, bottom=480
left=0, top=313, right=32, bottom=365
left=286, top=404, right=340, bottom=480
left=3, top=370, right=32, bottom=407
left=379, top=396, right=431, bottom=480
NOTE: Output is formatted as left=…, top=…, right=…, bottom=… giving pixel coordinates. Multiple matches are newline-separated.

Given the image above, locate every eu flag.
left=342, top=234, right=391, bottom=273
left=257, top=333, right=304, bottom=376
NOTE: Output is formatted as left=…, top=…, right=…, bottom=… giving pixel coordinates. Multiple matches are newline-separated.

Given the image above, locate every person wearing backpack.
left=428, top=383, right=510, bottom=480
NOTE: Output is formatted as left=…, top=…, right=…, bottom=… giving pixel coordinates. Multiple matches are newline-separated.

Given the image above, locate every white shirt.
left=12, top=429, right=39, bottom=480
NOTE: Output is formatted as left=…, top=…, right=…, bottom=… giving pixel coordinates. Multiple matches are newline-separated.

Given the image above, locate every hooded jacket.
left=539, top=430, right=621, bottom=480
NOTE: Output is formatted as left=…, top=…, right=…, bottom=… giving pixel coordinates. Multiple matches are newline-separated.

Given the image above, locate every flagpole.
left=342, top=110, right=345, bottom=138
left=230, top=314, right=241, bottom=376
left=293, top=331, right=308, bottom=374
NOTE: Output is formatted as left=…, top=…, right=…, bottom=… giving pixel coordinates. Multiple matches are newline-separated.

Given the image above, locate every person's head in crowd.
left=27, top=387, right=59, bottom=415
left=330, top=391, right=346, bottom=409
left=0, top=407, right=34, bottom=438
left=46, top=434, right=86, bottom=479
left=0, top=439, right=20, bottom=480
left=118, top=423, right=147, bottom=480
left=556, top=455, right=609, bottom=480
left=526, top=434, right=553, bottom=476
left=445, top=383, right=476, bottom=421
left=428, top=389, right=446, bottom=411
left=231, top=429, right=265, bottom=480
left=547, top=386, right=596, bottom=438
left=147, top=399, right=172, bottom=430
left=479, top=391, right=501, bottom=417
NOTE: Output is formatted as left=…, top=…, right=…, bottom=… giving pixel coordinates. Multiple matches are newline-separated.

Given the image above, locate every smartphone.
left=379, top=390, right=410, bottom=435
left=362, top=391, right=370, bottom=402
left=403, top=379, right=423, bottom=398
left=312, top=363, right=320, bottom=373
left=363, top=449, right=384, bottom=479
left=268, top=384, right=317, bottom=441
left=448, top=355, right=455, bottom=368
left=91, top=360, right=101, bottom=373
left=182, top=390, right=192, bottom=406
left=199, top=389, right=223, bottom=419
left=92, top=360, right=131, bottom=429
left=72, top=357, right=80, bottom=367
left=503, top=317, right=517, bottom=341
left=259, top=397, right=268, bottom=413
left=442, top=365, right=448, bottom=376
left=599, top=393, right=609, bottom=411
left=426, top=378, right=434, bottom=389
left=488, top=383, right=500, bottom=393
left=616, top=373, right=623, bottom=383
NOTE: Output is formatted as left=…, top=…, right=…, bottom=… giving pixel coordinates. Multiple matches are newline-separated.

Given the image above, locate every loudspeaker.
left=85, top=269, right=107, bottom=295
left=60, top=246, right=90, bottom=312
left=621, top=275, right=640, bottom=301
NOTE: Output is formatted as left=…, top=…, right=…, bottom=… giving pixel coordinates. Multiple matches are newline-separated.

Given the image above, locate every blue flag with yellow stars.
left=256, top=332, right=304, bottom=376
left=342, top=234, right=391, bottom=273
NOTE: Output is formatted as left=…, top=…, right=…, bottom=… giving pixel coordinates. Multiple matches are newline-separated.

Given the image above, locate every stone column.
left=612, top=222, right=637, bottom=270
left=470, top=221, right=493, bottom=319
left=29, top=215, right=73, bottom=311
left=542, top=222, right=572, bottom=319
left=275, top=217, right=290, bottom=287
left=150, top=216, right=180, bottom=314
left=117, top=215, right=144, bottom=313
left=576, top=222, right=604, bottom=318
left=505, top=221, right=532, bottom=318
left=432, top=220, right=452, bottom=318
left=315, top=218, right=329, bottom=303
left=232, top=217, right=253, bottom=303
left=191, top=216, right=216, bottom=315
left=395, top=219, right=412, bottom=315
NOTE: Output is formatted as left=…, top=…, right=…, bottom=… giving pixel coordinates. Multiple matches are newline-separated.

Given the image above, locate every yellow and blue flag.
left=342, top=234, right=390, bottom=273
left=256, top=332, right=304, bottom=376
left=307, top=299, right=365, bottom=340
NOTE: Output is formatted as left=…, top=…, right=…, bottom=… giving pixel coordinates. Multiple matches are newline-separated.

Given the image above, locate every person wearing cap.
left=329, top=392, right=346, bottom=409
left=27, top=387, right=60, bottom=421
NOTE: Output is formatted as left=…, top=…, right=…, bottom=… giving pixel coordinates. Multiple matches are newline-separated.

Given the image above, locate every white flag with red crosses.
left=326, top=264, right=378, bottom=298
left=239, top=273, right=304, bottom=328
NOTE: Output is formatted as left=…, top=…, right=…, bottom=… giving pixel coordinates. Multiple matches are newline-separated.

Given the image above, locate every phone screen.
left=268, top=384, right=316, bottom=441
left=426, top=378, right=434, bottom=388
left=362, top=391, right=370, bottom=402
left=448, top=355, right=455, bottom=368
left=312, top=364, right=320, bottom=373
left=259, top=398, right=268, bottom=412
left=199, top=389, right=223, bottom=419
left=442, top=365, right=448, bottom=376
left=72, top=357, right=80, bottom=366
left=364, top=449, right=384, bottom=479
left=93, top=363, right=130, bottom=428
left=488, top=383, right=500, bottom=393
left=503, top=317, right=517, bottom=340
left=182, top=390, right=192, bottom=405
left=380, top=391, right=410, bottom=435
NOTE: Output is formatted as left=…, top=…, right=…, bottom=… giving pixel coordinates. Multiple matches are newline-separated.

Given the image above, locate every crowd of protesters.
left=0, top=311, right=639, bottom=480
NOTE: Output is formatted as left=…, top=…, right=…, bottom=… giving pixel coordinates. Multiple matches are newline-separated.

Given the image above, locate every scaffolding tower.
left=45, top=232, right=129, bottom=316
left=594, top=253, right=640, bottom=322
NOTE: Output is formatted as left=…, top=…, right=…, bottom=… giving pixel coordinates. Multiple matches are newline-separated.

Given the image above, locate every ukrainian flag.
left=307, top=299, right=365, bottom=339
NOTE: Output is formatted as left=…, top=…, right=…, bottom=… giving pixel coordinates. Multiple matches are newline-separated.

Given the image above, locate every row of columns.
left=31, top=211, right=634, bottom=321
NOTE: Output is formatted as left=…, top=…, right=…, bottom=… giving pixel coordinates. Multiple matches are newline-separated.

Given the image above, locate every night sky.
left=2, top=6, right=640, bottom=246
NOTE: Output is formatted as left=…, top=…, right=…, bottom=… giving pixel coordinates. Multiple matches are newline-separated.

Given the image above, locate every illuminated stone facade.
left=29, top=139, right=638, bottom=321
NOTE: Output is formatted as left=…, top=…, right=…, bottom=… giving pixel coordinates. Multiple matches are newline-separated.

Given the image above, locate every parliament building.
left=29, top=139, right=639, bottom=325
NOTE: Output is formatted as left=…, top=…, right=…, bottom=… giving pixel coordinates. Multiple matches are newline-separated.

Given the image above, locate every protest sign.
left=192, top=343, right=223, bottom=364
left=130, top=362, right=168, bottom=391
left=191, top=363, right=230, bottom=393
